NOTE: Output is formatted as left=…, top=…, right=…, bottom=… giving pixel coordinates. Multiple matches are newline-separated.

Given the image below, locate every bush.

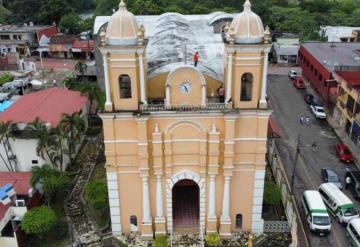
left=153, top=235, right=168, bottom=247
left=264, top=181, right=282, bottom=206
left=0, top=73, right=14, bottom=86
left=21, top=206, right=57, bottom=235
left=204, top=233, right=221, bottom=247
left=85, top=180, right=108, bottom=213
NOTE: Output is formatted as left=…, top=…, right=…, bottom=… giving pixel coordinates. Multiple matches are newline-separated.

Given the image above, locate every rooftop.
left=94, top=12, right=238, bottom=82
left=0, top=24, right=54, bottom=33
left=0, top=172, right=32, bottom=196
left=0, top=88, right=88, bottom=127
left=321, top=26, right=360, bottom=42
left=302, top=42, right=360, bottom=71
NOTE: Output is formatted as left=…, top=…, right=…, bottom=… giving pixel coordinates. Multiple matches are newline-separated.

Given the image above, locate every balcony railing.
left=139, top=102, right=230, bottom=112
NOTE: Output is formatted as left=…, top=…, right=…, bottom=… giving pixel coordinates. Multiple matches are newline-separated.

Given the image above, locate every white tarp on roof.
left=94, top=12, right=238, bottom=83
left=321, top=26, right=360, bottom=42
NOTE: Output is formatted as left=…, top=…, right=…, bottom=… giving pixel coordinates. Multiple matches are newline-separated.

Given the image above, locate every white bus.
left=302, top=190, right=331, bottom=235
left=318, top=183, right=359, bottom=224
left=347, top=218, right=360, bottom=247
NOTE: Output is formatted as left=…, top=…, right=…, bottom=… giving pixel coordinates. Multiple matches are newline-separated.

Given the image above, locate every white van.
left=318, top=183, right=359, bottom=224
left=347, top=218, right=360, bottom=247
left=302, top=190, right=331, bottom=235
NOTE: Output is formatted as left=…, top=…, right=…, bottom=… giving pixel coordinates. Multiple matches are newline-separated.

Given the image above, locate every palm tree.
left=26, top=118, right=57, bottom=168
left=60, top=113, right=86, bottom=165
left=49, top=126, right=68, bottom=172
left=31, top=165, right=69, bottom=205
left=0, top=121, right=17, bottom=171
left=75, top=61, right=87, bottom=80
left=78, top=83, right=102, bottom=114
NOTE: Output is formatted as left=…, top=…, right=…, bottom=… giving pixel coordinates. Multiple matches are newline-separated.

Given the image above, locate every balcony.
left=140, top=102, right=231, bottom=112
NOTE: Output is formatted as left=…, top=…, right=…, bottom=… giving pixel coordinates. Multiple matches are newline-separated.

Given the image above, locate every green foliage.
left=263, top=181, right=282, bottom=206
left=59, top=12, right=83, bottom=34
left=0, top=73, right=14, bottom=86
left=85, top=180, right=108, bottom=213
left=21, top=206, right=57, bottom=235
left=204, top=232, right=221, bottom=247
left=31, top=165, right=70, bottom=205
left=0, top=5, right=12, bottom=23
left=154, top=235, right=168, bottom=247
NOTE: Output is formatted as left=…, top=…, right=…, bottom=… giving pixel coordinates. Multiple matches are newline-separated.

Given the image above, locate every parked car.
left=321, top=168, right=342, bottom=190
left=304, top=93, right=314, bottom=104
left=310, top=105, right=326, bottom=119
left=312, top=97, right=324, bottom=107
left=336, top=144, right=353, bottom=163
left=288, top=70, right=297, bottom=79
left=293, top=76, right=305, bottom=89
left=345, top=169, right=360, bottom=199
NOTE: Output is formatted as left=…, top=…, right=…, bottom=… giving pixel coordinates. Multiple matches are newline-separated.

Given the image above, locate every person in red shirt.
left=193, top=52, right=199, bottom=67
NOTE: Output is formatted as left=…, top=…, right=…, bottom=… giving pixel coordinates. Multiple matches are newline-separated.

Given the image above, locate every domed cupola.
left=229, top=0, right=264, bottom=44
left=105, top=0, right=139, bottom=46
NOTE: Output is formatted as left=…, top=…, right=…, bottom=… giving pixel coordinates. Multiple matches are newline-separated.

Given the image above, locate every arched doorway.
left=172, top=179, right=199, bottom=230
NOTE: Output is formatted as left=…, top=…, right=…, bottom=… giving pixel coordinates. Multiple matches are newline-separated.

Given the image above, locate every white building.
left=321, top=26, right=360, bottom=42
left=0, top=88, right=88, bottom=172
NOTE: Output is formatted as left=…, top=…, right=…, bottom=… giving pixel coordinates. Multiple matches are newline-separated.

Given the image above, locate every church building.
left=97, top=0, right=272, bottom=239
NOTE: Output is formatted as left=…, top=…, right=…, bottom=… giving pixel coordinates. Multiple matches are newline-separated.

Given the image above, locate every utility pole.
left=291, top=134, right=301, bottom=192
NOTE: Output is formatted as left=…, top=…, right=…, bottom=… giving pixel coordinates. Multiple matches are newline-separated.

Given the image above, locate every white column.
left=107, top=172, right=121, bottom=235
left=225, top=52, right=233, bottom=103
left=260, top=51, right=269, bottom=106
left=142, top=177, right=151, bottom=223
left=156, top=175, right=163, bottom=219
left=201, top=85, right=206, bottom=106
left=208, top=175, right=216, bottom=219
left=165, top=85, right=171, bottom=106
left=138, top=52, right=147, bottom=104
left=221, top=176, right=231, bottom=222
left=103, top=53, right=112, bottom=108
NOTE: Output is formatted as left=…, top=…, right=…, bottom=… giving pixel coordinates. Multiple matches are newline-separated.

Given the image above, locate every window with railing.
left=240, top=73, right=253, bottom=101
left=119, top=75, right=131, bottom=99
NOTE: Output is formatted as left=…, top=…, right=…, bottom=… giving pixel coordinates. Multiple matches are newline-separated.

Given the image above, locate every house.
left=0, top=87, right=88, bottom=172
left=71, top=39, right=95, bottom=60
left=333, top=71, right=360, bottom=148
left=0, top=172, right=42, bottom=247
left=298, top=42, right=360, bottom=109
left=321, top=26, right=360, bottom=42
left=97, top=0, right=271, bottom=239
left=0, top=23, right=58, bottom=57
left=48, top=34, right=77, bottom=59
left=271, top=33, right=299, bottom=65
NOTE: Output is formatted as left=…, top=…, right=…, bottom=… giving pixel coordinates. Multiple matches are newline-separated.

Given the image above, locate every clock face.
left=180, top=81, right=192, bottom=94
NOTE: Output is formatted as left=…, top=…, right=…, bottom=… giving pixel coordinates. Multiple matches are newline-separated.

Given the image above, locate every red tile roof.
left=0, top=88, right=88, bottom=127
left=0, top=204, right=10, bottom=223
left=72, top=40, right=95, bottom=52
left=36, top=26, right=59, bottom=42
left=0, top=172, right=32, bottom=195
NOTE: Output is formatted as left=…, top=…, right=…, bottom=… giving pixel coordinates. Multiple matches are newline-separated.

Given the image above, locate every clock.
left=180, top=81, right=192, bottom=94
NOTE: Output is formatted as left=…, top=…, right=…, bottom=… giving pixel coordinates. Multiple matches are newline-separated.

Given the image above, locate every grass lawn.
left=86, top=161, right=110, bottom=229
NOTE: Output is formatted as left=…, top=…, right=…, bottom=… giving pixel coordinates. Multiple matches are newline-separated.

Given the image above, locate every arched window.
left=235, top=214, right=243, bottom=229
left=119, top=75, right=131, bottom=99
left=240, top=73, right=253, bottom=101
left=130, top=215, right=137, bottom=231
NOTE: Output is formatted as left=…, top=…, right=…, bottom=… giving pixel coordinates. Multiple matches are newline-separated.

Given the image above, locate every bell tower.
left=224, top=0, right=271, bottom=109
left=99, top=0, right=148, bottom=112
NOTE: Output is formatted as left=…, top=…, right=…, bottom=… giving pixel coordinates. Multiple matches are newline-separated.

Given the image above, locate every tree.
left=0, top=5, right=11, bottom=23
left=59, top=12, right=83, bottom=34
left=31, top=165, right=69, bottom=205
left=85, top=180, right=108, bottom=215
left=78, top=83, right=102, bottom=114
left=59, top=113, right=86, bottom=165
left=0, top=121, right=17, bottom=172
left=26, top=118, right=57, bottom=168
left=263, top=181, right=282, bottom=206
left=21, top=206, right=56, bottom=236
left=75, top=61, right=88, bottom=79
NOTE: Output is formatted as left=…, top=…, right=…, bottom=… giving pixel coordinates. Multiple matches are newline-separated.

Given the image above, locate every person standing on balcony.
left=218, top=86, right=225, bottom=102
left=193, top=52, right=199, bottom=67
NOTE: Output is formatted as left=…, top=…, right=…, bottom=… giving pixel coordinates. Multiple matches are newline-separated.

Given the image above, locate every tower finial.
left=244, top=0, right=251, bottom=10
left=119, top=0, right=126, bottom=9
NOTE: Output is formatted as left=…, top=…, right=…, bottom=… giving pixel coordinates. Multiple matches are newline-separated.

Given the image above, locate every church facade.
left=98, top=0, right=272, bottom=239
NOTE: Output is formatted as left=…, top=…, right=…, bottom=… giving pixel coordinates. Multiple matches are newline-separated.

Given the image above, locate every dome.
left=106, top=0, right=138, bottom=46
left=229, top=0, right=264, bottom=44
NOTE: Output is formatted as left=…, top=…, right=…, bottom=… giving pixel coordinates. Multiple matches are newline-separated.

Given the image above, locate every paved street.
left=268, top=74, right=358, bottom=247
